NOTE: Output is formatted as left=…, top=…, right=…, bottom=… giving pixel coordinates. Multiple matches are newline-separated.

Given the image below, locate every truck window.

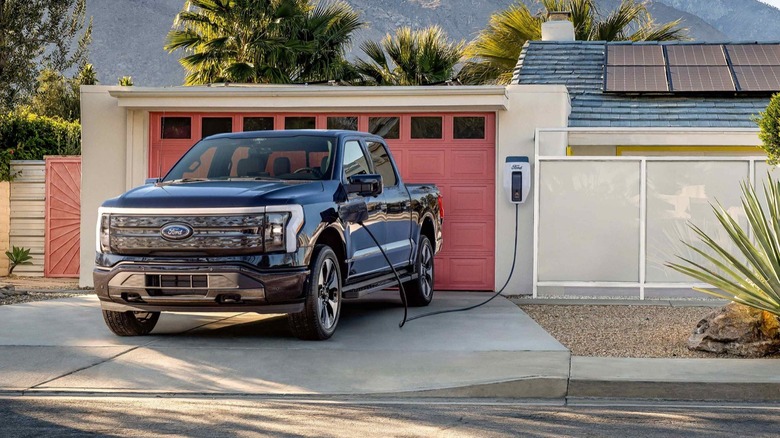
left=342, top=140, right=370, bottom=179
left=367, top=141, right=397, bottom=187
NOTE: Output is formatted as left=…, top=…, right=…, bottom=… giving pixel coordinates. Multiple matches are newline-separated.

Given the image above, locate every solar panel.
left=669, top=66, right=735, bottom=92
left=605, top=66, right=668, bottom=92
left=607, top=45, right=664, bottom=66
left=726, top=44, right=780, bottom=66
left=733, top=66, right=780, bottom=91
left=666, top=45, right=726, bottom=66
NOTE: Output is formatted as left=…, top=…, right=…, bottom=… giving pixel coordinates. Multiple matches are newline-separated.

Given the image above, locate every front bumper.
left=94, top=263, right=309, bottom=313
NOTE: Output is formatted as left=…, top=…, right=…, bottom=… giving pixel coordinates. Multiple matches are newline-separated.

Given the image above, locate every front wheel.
left=102, top=310, right=160, bottom=336
left=403, top=235, right=435, bottom=307
left=289, top=245, right=342, bottom=340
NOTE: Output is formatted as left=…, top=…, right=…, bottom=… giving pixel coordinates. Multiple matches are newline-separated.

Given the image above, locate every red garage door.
left=149, top=112, right=496, bottom=291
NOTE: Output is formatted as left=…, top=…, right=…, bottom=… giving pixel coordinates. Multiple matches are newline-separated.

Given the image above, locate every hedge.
left=758, top=93, right=780, bottom=166
left=0, top=111, right=81, bottom=181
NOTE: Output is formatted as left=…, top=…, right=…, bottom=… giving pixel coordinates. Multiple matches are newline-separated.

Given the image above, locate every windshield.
left=162, top=135, right=336, bottom=182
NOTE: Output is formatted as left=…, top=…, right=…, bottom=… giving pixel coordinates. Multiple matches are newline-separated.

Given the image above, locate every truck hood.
left=102, top=180, right=325, bottom=209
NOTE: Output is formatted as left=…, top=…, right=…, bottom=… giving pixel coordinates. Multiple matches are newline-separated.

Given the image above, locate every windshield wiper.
left=159, top=177, right=210, bottom=185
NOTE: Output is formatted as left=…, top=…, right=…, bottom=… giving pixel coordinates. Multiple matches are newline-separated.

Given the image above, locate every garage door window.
left=411, top=116, right=442, bottom=139
left=202, top=117, right=233, bottom=137
left=327, top=116, right=358, bottom=131
left=244, top=117, right=274, bottom=131
left=161, top=117, right=191, bottom=139
left=453, top=117, right=486, bottom=139
left=285, top=116, right=315, bottom=130
left=369, top=117, right=400, bottom=139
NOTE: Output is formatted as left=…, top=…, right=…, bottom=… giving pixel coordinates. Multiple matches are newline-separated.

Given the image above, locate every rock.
left=688, top=303, right=780, bottom=357
left=0, top=292, right=5, bottom=299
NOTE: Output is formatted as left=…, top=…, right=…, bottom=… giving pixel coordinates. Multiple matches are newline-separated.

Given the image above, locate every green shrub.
left=0, top=111, right=80, bottom=181
left=5, top=246, right=33, bottom=275
left=758, top=92, right=780, bottom=165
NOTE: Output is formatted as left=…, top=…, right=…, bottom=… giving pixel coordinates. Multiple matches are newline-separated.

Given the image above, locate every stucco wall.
left=79, top=86, right=128, bottom=287
left=0, top=181, right=9, bottom=275
left=495, top=85, right=570, bottom=295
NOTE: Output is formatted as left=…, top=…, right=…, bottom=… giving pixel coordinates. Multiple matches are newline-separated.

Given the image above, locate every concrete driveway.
left=0, top=292, right=570, bottom=397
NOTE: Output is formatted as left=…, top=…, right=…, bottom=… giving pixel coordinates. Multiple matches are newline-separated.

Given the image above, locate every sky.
left=759, top=0, right=780, bottom=9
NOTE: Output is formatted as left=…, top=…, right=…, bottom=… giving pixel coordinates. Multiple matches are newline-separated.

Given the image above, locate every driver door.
left=341, top=139, right=388, bottom=278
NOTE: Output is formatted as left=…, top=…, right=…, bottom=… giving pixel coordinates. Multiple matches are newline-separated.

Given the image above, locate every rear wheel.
left=102, top=310, right=160, bottom=336
left=289, top=245, right=342, bottom=340
left=403, top=235, right=435, bottom=307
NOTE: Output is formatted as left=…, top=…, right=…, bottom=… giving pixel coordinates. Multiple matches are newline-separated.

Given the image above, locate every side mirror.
left=347, top=174, right=383, bottom=197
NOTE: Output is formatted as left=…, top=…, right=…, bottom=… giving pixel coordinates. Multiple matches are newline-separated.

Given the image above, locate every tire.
left=288, top=245, right=342, bottom=340
left=102, top=310, right=160, bottom=336
left=403, top=235, right=435, bottom=307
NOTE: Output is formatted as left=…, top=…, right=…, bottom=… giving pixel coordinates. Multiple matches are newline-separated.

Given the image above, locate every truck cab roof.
left=204, top=129, right=384, bottom=142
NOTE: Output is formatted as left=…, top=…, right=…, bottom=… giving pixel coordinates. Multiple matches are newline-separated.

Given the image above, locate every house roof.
left=512, top=41, right=771, bottom=128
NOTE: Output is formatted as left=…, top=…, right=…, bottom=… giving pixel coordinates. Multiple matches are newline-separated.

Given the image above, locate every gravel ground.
left=519, top=304, right=780, bottom=359
left=0, top=290, right=93, bottom=306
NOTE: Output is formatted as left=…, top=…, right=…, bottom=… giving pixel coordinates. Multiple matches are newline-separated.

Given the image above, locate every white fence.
left=9, top=161, right=46, bottom=276
left=532, top=132, right=769, bottom=299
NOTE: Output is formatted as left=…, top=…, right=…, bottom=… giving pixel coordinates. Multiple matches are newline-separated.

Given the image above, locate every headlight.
left=96, top=212, right=111, bottom=254
left=263, top=212, right=290, bottom=252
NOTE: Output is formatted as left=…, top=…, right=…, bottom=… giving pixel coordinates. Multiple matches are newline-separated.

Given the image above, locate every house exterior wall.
left=495, top=85, right=570, bottom=295
left=79, top=86, right=128, bottom=287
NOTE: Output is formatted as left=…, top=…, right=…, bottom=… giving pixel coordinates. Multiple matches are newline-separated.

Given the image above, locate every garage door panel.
left=405, top=149, right=446, bottom=180
left=451, top=150, right=493, bottom=179
left=441, top=220, right=494, bottom=253
left=445, top=257, right=495, bottom=290
left=443, top=185, right=495, bottom=217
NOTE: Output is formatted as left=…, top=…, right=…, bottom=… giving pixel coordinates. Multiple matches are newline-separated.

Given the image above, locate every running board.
left=342, top=271, right=417, bottom=299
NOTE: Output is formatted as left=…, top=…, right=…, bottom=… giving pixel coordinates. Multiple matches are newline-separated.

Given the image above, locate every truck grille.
left=109, top=214, right=265, bottom=255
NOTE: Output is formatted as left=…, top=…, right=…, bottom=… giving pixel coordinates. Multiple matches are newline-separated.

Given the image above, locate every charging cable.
left=405, top=203, right=519, bottom=323
left=357, top=222, right=409, bottom=328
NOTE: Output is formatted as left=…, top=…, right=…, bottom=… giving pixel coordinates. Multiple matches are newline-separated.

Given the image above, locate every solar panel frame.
left=605, top=66, right=669, bottom=93
left=669, top=66, right=736, bottom=92
left=666, top=45, right=727, bottom=66
left=733, top=66, right=780, bottom=91
left=606, top=45, right=665, bottom=66
left=726, top=44, right=780, bottom=66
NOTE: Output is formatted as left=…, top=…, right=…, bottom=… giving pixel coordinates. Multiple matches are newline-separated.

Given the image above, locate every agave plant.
left=666, top=176, right=780, bottom=316
left=5, top=246, right=33, bottom=275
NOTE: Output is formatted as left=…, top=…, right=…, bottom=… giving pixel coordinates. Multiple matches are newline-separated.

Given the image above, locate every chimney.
left=542, top=11, right=575, bottom=41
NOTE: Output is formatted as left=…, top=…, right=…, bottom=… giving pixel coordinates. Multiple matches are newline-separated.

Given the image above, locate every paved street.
left=2, top=396, right=780, bottom=437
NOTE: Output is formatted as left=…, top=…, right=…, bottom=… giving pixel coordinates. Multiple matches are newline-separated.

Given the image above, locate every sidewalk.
left=0, top=290, right=777, bottom=401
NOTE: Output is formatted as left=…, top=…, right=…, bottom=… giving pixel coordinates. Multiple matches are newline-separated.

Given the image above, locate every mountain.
left=656, top=0, right=780, bottom=41
left=85, top=0, right=780, bottom=87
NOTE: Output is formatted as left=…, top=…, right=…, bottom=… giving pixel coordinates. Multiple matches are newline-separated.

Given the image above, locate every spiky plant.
left=5, top=246, right=33, bottom=275
left=667, top=176, right=780, bottom=316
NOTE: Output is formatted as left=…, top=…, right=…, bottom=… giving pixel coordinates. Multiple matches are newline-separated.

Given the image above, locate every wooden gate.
left=44, top=157, right=81, bottom=277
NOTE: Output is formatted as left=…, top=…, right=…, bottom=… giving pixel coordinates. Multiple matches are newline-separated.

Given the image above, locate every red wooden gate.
left=45, top=157, right=81, bottom=277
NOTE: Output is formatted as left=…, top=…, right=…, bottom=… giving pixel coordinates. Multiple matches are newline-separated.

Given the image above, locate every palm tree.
left=459, top=0, right=689, bottom=85
left=164, top=0, right=362, bottom=85
left=354, top=26, right=464, bottom=86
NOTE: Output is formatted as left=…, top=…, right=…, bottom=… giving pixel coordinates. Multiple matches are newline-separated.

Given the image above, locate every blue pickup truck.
left=94, top=130, right=443, bottom=340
